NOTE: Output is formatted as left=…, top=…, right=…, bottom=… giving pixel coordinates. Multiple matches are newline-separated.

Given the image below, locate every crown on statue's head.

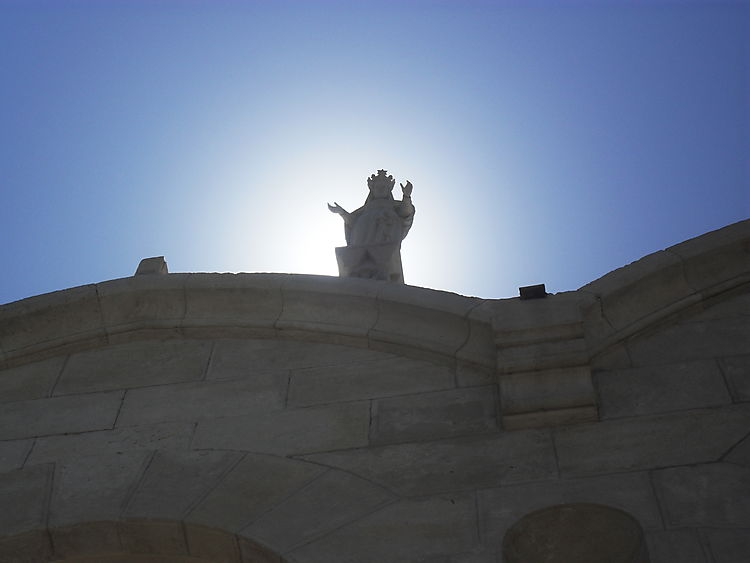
left=367, top=169, right=396, bottom=191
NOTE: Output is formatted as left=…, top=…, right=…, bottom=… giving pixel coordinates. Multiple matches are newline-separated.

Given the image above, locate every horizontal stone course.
left=287, top=355, right=455, bottom=408
left=301, top=430, right=556, bottom=496
left=370, top=385, right=498, bottom=445
left=193, top=402, right=370, bottom=456
left=0, top=356, right=63, bottom=403
left=116, top=373, right=286, bottom=427
left=55, top=339, right=212, bottom=395
left=0, top=390, right=123, bottom=440
left=652, top=463, right=750, bottom=527
left=595, top=359, right=732, bottom=418
left=554, top=404, right=750, bottom=477
left=288, top=494, right=478, bottom=563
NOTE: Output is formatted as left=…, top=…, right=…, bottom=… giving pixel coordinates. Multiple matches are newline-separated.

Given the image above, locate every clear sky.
left=1, top=0, right=748, bottom=304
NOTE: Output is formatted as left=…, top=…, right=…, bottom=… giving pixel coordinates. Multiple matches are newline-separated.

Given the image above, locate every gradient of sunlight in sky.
left=1, top=0, right=748, bottom=304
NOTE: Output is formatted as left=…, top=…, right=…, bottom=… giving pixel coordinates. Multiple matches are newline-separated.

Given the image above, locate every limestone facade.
left=0, top=219, right=748, bottom=562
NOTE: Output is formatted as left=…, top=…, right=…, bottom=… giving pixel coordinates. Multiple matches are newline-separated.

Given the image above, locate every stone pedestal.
left=335, top=243, right=404, bottom=283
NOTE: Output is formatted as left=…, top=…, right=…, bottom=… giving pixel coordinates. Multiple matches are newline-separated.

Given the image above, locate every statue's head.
left=367, top=169, right=395, bottom=199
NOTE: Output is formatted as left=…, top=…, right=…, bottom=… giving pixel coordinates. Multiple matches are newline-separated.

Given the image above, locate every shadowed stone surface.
left=0, top=356, right=63, bottom=403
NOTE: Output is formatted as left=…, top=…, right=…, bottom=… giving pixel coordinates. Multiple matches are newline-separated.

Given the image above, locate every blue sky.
left=1, top=0, right=747, bottom=304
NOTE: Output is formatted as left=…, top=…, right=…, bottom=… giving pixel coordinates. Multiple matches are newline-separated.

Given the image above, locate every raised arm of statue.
left=327, top=202, right=352, bottom=223
left=396, top=181, right=415, bottom=218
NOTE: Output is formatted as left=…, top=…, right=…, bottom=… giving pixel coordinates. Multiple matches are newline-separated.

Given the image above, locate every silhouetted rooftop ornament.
left=328, top=170, right=415, bottom=283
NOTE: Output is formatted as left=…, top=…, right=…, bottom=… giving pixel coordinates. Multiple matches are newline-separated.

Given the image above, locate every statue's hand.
left=328, top=202, right=346, bottom=215
left=400, top=181, right=413, bottom=197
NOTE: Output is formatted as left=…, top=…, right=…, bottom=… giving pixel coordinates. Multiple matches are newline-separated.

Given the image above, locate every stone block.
left=645, top=529, right=707, bottom=563
left=244, top=470, right=393, bottom=553
left=702, top=528, right=750, bottom=563
left=690, top=286, right=750, bottom=321
left=455, top=360, right=496, bottom=388
left=207, top=337, right=387, bottom=380
left=183, top=273, right=283, bottom=331
left=719, top=353, right=750, bottom=401
left=370, top=283, right=477, bottom=357
left=97, top=274, right=189, bottom=336
left=287, top=356, right=454, bottom=407
left=276, top=274, right=380, bottom=338
left=627, top=316, right=750, bottom=367
left=118, top=519, right=188, bottom=555
left=370, top=386, right=499, bottom=445
left=653, top=463, right=750, bottom=527
left=581, top=250, right=695, bottom=332
left=500, top=366, right=595, bottom=415
left=55, top=339, right=212, bottom=395
left=302, top=430, right=556, bottom=496
left=490, top=291, right=587, bottom=333
left=124, top=450, right=242, bottom=519
left=288, top=494, right=478, bottom=563
left=726, top=433, right=750, bottom=467
left=0, top=529, right=53, bottom=563
left=116, top=374, right=285, bottom=427
left=455, top=302, right=496, bottom=370
left=478, top=471, right=662, bottom=548
left=0, top=284, right=105, bottom=358
left=595, top=359, right=732, bottom=419
left=555, top=404, right=750, bottom=477
left=0, top=439, right=33, bottom=472
left=0, top=391, right=123, bottom=440
left=237, top=537, right=283, bottom=563
left=28, top=421, right=194, bottom=464
left=134, top=256, right=168, bottom=276
left=0, top=356, right=63, bottom=403
left=185, top=523, right=241, bottom=563
left=187, top=454, right=324, bottom=533
left=50, top=521, right=121, bottom=556
left=498, top=338, right=589, bottom=374
left=0, top=464, right=51, bottom=536
left=667, top=219, right=750, bottom=293
left=193, top=402, right=370, bottom=455
left=48, top=451, right=150, bottom=526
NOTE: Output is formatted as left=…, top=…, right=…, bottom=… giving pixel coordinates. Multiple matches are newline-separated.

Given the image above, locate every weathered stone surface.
left=287, top=356, right=454, bottom=407
left=207, top=338, right=386, bottom=380
left=455, top=360, right=495, bottom=388
left=183, top=273, right=282, bottom=331
left=0, top=529, right=53, bottom=563
left=29, top=421, right=193, bottom=464
left=419, top=550, right=498, bottom=563
left=118, top=519, right=188, bottom=555
left=56, top=339, right=212, bottom=395
left=0, top=356, right=63, bottom=403
left=124, top=450, right=241, bottom=519
left=719, top=353, right=750, bottom=401
left=653, top=463, right=750, bottom=527
left=478, top=472, right=661, bottom=548
left=0, top=391, right=123, bottom=440
left=0, top=284, right=104, bottom=358
left=455, top=302, right=496, bottom=371
left=689, top=286, right=750, bottom=321
left=237, top=536, right=283, bottom=563
left=502, top=503, right=648, bottom=563
left=502, top=405, right=598, bottom=431
left=244, top=470, right=393, bottom=553
left=0, top=439, right=33, bottom=472
left=0, top=464, right=51, bottom=536
left=627, top=316, right=750, bottom=367
left=645, top=529, right=707, bottom=563
left=116, top=374, right=285, bottom=427
left=276, top=274, right=380, bottom=337
left=370, top=386, right=498, bottom=445
left=702, top=528, right=750, bottom=563
left=288, top=494, right=478, bottom=563
left=725, top=433, right=750, bottom=467
left=500, top=366, right=595, bottom=414
left=185, top=523, right=241, bottom=563
left=301, top=430, right=556, bottom=496
left=555, top=405, right=750, bottom=477
left=97, top=275, right=189, bottom=336
left=595, top=359, right=731, bottom=418
left=193, top=401, right=370, bottom=455
left=50, top=521, right=121, bottom=556
left=49, top=451, right=149, bottom=526
left=187, top=454, right=324, bottom=533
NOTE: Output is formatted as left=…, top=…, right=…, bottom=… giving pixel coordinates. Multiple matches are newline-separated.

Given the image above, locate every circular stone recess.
left=502, top=503, right=650, bottom=563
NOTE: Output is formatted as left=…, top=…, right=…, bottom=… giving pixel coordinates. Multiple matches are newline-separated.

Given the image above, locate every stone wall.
left=0, top=219, right=748, bottom=562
